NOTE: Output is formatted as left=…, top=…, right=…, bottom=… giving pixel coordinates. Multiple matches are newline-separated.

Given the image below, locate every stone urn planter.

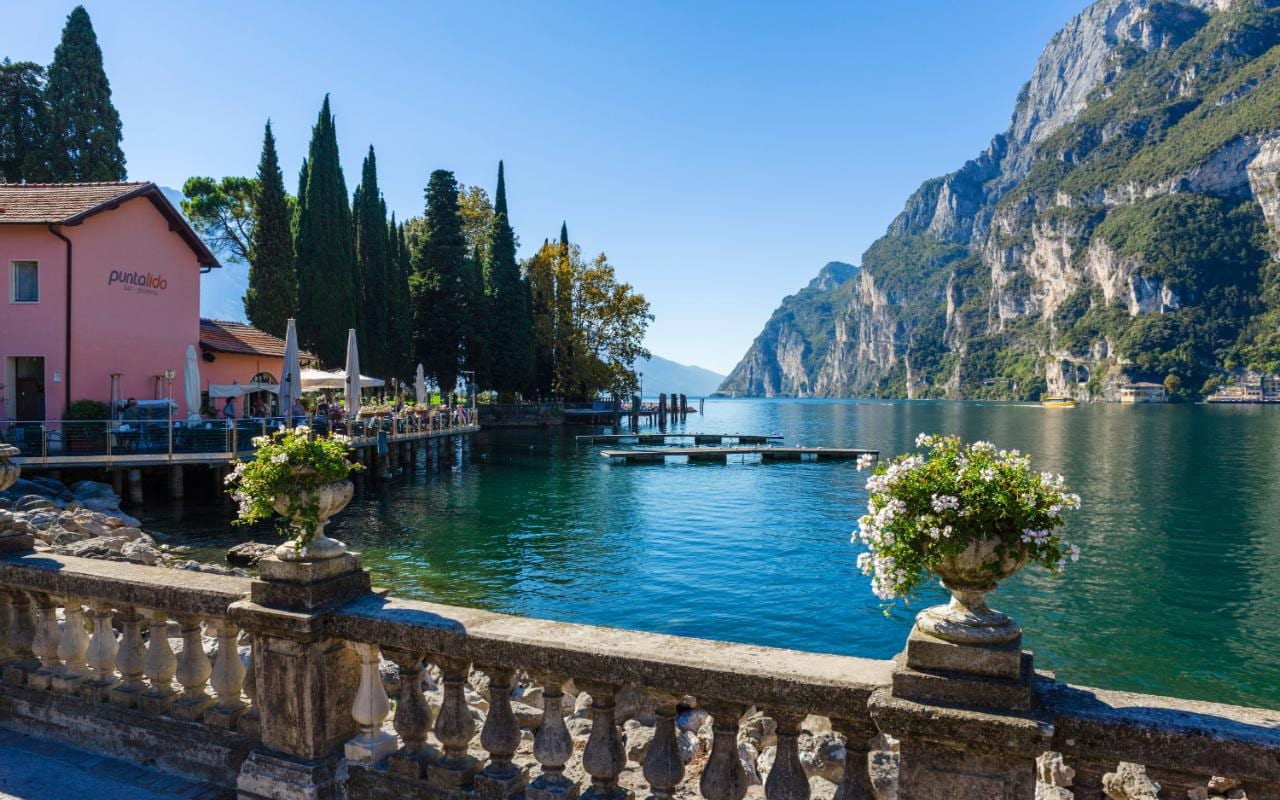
left=271, top=477, right=354, bottom=561
left=915, top=537, right=1029, bottom=645
left=0, top=444, right=20, bottom=493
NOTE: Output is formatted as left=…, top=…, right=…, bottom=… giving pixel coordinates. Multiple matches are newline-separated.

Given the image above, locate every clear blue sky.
left=3, top=0, right=1085, bottom=374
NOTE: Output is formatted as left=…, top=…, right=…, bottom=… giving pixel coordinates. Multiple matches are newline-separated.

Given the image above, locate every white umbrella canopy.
left=415, top=364, right=426, bottom=405
left=280, top=318, right=302, bottom=423
left=344, top=328, right=361, bottom=417
left=183, top=345, right=201, bottom=421
left=300, top=369, right=384, bottom=390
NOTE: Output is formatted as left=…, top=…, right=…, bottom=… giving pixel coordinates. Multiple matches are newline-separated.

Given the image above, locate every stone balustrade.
left=0, top=545, right=1276, bottom=799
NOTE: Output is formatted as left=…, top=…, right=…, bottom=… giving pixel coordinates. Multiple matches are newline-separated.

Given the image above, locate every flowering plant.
left=226, top=426, right=363, bottom=540
left=854, top=434, right=1080, bottom=603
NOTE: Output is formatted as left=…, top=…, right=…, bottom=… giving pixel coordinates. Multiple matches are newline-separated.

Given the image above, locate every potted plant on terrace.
left=854, top=434, right=1080, bottom=644
left=225, top=426, right=363, bottom=561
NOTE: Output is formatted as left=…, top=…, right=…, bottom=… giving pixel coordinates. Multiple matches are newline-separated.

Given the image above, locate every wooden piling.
left=168, top=465, right=184, bottom=500
left=658, top=393, right=667, bottom=427
left=127, top=469, right=143, bottom=505
left=631, top=394, right=641, bottom=430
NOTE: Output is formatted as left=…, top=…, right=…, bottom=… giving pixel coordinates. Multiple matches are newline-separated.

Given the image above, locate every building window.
left=10, top=261, right=38, bottom=303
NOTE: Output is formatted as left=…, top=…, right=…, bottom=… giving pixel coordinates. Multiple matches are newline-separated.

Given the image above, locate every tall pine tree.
left=294, top=95, right=357, bottom=366
left=353, top=146, right=390, bottom=377
left=244, top=121, right=296, bottom=338
left=37, top=6, right=125, bottom=181
left=0, top=59, right=47, bottom=182
left=485, top=161, right=534, bottom=396
left=411, top=170, right=469, bottom=393
left=466, top=243, right=491, bottom=390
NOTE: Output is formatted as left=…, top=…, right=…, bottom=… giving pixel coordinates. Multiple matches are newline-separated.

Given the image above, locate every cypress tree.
left=485, top=161, right=534, bottom=396
left=389, top=218, right=414, bottom=381
left=38, top=6, right=125, bottom=181
left=467, top=243, right=491, bottom=390
left=412, top=170, right=468, bottom=393
left=560, top=221, right=569, bottom=250
left=353, top=146, right=390, bottom=376
left=294, top=95, right=357, bottom=366
left=243, top=121, right=297, bottom=339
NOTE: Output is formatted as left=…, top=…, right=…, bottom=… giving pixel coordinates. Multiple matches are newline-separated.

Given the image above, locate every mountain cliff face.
left=723, top=0, right=1280, bottom=399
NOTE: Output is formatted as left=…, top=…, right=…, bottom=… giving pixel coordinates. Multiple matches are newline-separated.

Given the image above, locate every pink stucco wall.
left=1, top=195, right=205, bottom=421
left=202, top=352, right=284, bottom=392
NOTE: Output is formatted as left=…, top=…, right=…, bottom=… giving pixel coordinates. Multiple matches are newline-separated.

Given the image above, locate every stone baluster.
left=206, top=618, right=247, bottom=728
left=345, top=641, right=397, bottom=764
left=476, top=664, right=527, bottom=799
left=0, top=590, right=12, bottom=663
left=235, top=642, right=261, bottom=739
left=765, top=710, right=810, bottom=800
left=27, top=593, right=61, bottom=690
left=699, top=700, right=749, bottom=800
left=830, top=718, right=877, bottom=800
left=579, top=680, right=630, bottom=800
left=429, top=655, right=481, bottom=789
left=386, top=648, right=433, bottom=780
left=643, top=692, right=685, bottom=800
left=139, top=609, right=178, bottom=714
left=2, top=590, right=37, bottom=685
left=172, top=614, right=215, bottom=720
left=109, top=607, right=147, bottom=707
left=528, top=673, right=577, bottom=800
left=81, top=602, right=120, bottom=701
left=51, top=597, right=89, bottom=693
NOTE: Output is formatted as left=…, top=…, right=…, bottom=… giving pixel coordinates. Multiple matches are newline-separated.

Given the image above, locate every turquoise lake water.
left=144, top=398, right=1280, bottom=709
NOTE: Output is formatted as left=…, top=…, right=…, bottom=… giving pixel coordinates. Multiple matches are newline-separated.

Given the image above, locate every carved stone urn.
left=271, top=477, right=354, bottom=561
left=0, top=444, right=19, bottom=493
left=915, top=536, right=1029, bottom=645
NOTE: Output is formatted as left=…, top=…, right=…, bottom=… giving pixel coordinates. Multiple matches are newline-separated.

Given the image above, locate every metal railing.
left=0, top=410, right=480, bottom=467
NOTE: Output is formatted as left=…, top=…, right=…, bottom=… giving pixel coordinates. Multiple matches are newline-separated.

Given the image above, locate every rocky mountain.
left=723, top=0, right=1280, bottom=400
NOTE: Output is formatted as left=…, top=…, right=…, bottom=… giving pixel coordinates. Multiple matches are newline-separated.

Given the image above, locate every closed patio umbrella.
left=280, top=318, right=302, bottom=424
left=183, top=345, right=201, bottom=422
left=415, top=364, right=426, bottom=405
left=344, top=328, right=361, bottom=418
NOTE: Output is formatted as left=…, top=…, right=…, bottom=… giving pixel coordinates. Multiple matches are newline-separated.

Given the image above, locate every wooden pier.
left=600, top=446, right=878, bottom=464
left=578, top=433, right=782, bottom=445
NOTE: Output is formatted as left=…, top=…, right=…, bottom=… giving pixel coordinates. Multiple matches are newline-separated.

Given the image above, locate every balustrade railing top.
left=0, top=546, right=1277, bottom=799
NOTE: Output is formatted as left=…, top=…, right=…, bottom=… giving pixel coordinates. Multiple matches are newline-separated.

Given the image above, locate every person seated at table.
left=223, top=397, right=236, bottom=420
left=121, top=398, right=140, bottom=424
left=290, top=399, right=306, bottom=420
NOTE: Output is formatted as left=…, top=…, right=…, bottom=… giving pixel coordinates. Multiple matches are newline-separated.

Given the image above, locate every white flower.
left=331, top=433, right=351, bottom=444
left=271, top=452, right=289, bottom=464
left=930, top=494, right=959, bottom=512
left=979, top=467, right=996, bottom=482
left=1020, top=529, right=1051, bottom=545
left=915, top=432, right=936, bottom=448
left=856, top=453, right=876, bottom=471
left=294, top=424, right=310, bottom=435
left=1069, top=543, right=1081, bottom=562
left=251, top=435, right=269, bottom=447
left=856, top=552, right=872, bottom=572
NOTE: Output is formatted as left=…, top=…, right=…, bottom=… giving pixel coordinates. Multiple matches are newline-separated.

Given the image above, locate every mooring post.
left=127, top=469, right=143, bottom=505
left=168, top=464, right=184, bottom=500
left=658, top=393, right=667, bottom=427
left=631, top=394, right=641, bottom=430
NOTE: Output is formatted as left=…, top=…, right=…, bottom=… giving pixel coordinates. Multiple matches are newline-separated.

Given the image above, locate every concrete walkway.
left=0, top=729, right=229, bottom=799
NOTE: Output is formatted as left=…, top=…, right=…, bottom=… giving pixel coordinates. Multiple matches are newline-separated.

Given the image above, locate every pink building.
left=1, top=182, right=217, bottom=421
left=199, top=318, right=318, bottom=414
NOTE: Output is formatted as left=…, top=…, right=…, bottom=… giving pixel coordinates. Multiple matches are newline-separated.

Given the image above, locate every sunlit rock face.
left=723, top=0, right=1280, bottom=400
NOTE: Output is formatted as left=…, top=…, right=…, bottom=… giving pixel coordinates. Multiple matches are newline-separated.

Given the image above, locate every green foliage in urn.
left=854, top=435, right=1081, bottom=604
left=225, top=427, right=362, bottom=547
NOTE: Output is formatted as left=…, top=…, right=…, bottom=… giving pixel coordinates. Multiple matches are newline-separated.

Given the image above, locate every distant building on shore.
left=1119, top=382, right=1167, bottom=403
left=1206, top=373, right=1280, bottom=404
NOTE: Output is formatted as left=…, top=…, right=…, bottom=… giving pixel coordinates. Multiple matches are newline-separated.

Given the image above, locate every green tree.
left=485, top=161, right=534, bottom=396
left=0, top=59, right=47, bottom=182
left=36, top=6, right=125, bottom=181
left=294, top=95, right=357, bottom=366
left=466, top=243, right=492, bottom=390
left=458, top=184, right=495, bottom=265
left=244, top=121, right=297, bottom=338
left=411, top=170, right=469, bottom=393
left=526, top=241, right=558, bottom=397
left=353, top=146, right=390, bottom=376
left=387, top=215, right=414, bottom=382
left=181, top=176, right=256, bottom=265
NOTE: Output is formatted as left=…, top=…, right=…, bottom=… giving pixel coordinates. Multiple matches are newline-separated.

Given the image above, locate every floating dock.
left=578, top=433, right=783, bottom=445
left=600, top=446, right=878, bottom=464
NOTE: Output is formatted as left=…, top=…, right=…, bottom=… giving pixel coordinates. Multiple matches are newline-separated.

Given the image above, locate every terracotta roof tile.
left=0, top=182, right=151, bottom=223
left=199, top=319, right=317, bottom=362
left=0, top=181, right=219, bottom=267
